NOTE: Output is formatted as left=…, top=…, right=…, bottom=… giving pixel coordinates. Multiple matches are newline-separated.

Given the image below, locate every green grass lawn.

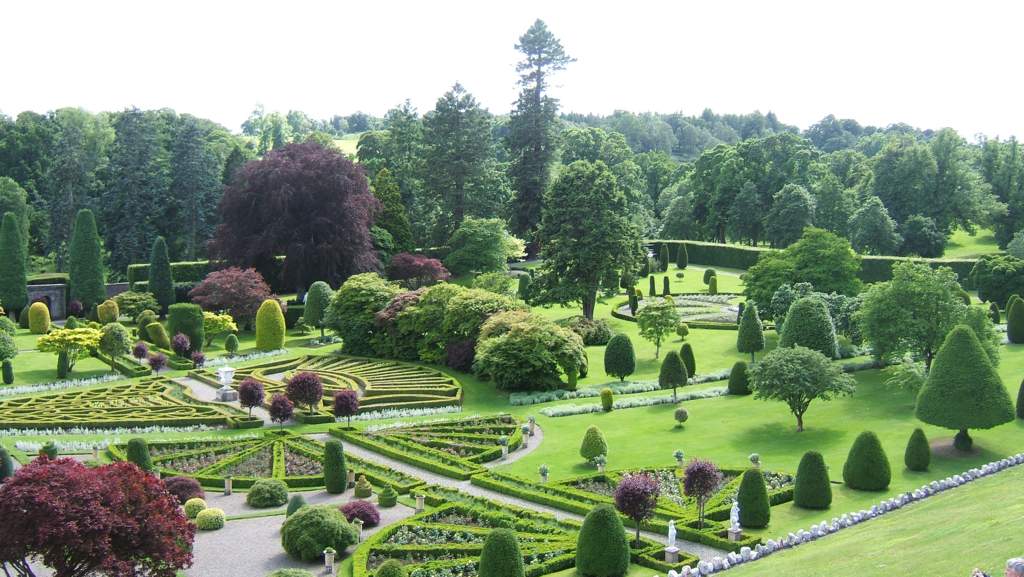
left=944, top=227, right=1002, bottom=258
left=333, top=132, right=363, bottom=156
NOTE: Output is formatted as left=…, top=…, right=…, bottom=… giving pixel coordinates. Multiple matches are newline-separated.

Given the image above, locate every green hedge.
left=648, top=240, right=978, bottom=287
left=127, top=256, right=290, bottom=292
left=27, top=273, right=69, bottom=285
left=90, top=350, right=152, bottom=378
left=331, top=429, right=483, bottom=480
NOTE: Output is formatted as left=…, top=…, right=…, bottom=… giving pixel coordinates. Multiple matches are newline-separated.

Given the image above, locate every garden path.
left=312, top=429, right=722, bottom=561
left=174, top=376, right=274, bottom=424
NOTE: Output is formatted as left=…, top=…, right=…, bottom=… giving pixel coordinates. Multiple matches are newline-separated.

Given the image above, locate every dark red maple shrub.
left=332, top=389, right=359, bottom=427
left=340, top=499, right=380, bottom=527
left=188, top=267, right=273, bottom=328
left=238, top=377, right=265, bottom=417
left=286, top=371, right=323, bottom=415
left=387, top=252, right=451, bottom=288
left=163, top=475, right=205, bottom=504
left=614, top=473, right=660, bottom=545
left=269, top=393, right=294, bottom=427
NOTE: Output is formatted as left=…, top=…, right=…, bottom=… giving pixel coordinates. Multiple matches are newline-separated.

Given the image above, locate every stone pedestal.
left=324, top=550, right=336, bottom=574
left=415, top=494, right=425, bottom=513
left=215, top=367, right=238, bottom=402
left=728, top=528, right=743, bottom=542
left=664, top=546, right=680, bottom=564
left=347, top=469, right=356, bottom=489
left=215, top=386, right=238, bottom=402
left=501, top=445, right=508, bottom=460
left=529, top=419, right=536, bottom=436
left=352, top=518, right=364, bottom=543
left=224, top=477, right=233, bottom=496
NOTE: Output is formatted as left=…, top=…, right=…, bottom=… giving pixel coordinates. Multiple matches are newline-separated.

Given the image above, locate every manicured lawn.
left=333, top=132, right=362, bottom=156
left=944, top=227, right=1002, bottom=258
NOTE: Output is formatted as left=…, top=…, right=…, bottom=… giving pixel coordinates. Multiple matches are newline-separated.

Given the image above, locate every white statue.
left=730, top=499, right=741, bottom=532
left=667, top=520, right=677, bottom=548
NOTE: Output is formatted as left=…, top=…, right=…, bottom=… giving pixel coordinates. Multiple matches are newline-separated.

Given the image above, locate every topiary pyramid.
left=576, top=504, right=630, bottom=577
left=479, top=528, right=525, bottom=577
left=737, top=468, right=770, bottom=528
left=793, top=451, right=832, bottom=509
left=680, top=342, right=696, bottom=377
left=728, top=361, right=750, bottom=395
left=579, top=426, right=608, bottom=461
left=1009, top=299, right=1024, bottom=344
left=779, top=296, right=838, bottom=358
left=904, top=428, right=930, bottom=472
left=603, top=334, right=635, bottom=382
left=737, top=303, right=765, bottom=363
left=658, top=351, right=687, bottom=398
left=842, top=431, right=891, bottom=491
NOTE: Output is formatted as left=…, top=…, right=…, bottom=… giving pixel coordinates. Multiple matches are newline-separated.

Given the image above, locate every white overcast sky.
left=2, top=0, right=1022, bottom=139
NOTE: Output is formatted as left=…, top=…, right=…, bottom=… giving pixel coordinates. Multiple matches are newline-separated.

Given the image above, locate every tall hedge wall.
left=127, top=255, right=289, bottom=292
left=647, top=240, right=977, bottom=288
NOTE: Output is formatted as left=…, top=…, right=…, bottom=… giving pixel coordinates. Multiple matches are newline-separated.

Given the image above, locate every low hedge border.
left=331, top=428, right=483, bottom=480
left=91, top=350, right=152, bottom=378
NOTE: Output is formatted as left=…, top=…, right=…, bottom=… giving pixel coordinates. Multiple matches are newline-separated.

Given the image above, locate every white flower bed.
left=204, top=349, right=289, bottom=368
left=343, top=404, right=462, bottom=424
left=363, top=414, right=481, bottom=433
left=0, top=373, right=124, bottom=398
left=540, top=388, right=727, bottom=417
left=667, top=452, right=1024, bottom=576
left=510, top=370, right=731, bottom=406
left=0, top=423, right=226, bottom=438
left=14, top=432, right=260, bottom=454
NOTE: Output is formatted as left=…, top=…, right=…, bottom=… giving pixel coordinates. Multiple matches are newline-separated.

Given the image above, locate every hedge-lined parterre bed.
left=189, top=354, right=462, bottom=414
left=331, top=414, right=523, bottom=480
left=108, top=430, right=424, bottom=492
left=0, top=377, right=241, bottom=430
left=471, top=467, right=793, bottom=552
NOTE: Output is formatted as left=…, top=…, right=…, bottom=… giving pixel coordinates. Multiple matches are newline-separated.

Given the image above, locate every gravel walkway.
left=204, top=484, right=395, bottom=517
left=175, top=376, right=273, bottom=424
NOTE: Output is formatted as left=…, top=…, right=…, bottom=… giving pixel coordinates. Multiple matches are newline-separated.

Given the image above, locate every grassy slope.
left=944, top=227, right=1002, bottom=258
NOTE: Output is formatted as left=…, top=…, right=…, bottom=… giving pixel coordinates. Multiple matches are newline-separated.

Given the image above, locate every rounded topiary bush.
left=164, top=475, right=205, bottom=504
left=286, top=494, right=307, bottom=517
left=728, top=361, right=750, bottom=395
left=842, top=431, right=891, bottom=491
left=28, top=302, right=50, bottom=334
left=96, top=299, right=120, bottom=324
left=281, top=505, right=357, bottom=562
left=479, top=528, right=525, bottom=577
left=184, top=497, right=207, bottom=519
left=224, top=333, right=240, bottom=355
left=603, top=334, right=635, bottom=382
left=375, top=560, right=405, bottom=577
left=195, top=507, right=225, bottom=531
left=324, top=439, right=347, bottom=494
left=708, top=275, right=718, bottom=295
left=378, top=484, right=398, bottom=507
left=737, top=468, right=770, bottom=528
left=579, top=426, right=608, bottom=461
left=1018, top=379, right=1024, bottom=420
left=674, top=407, right=689, bottom=426
left=247, top=479, right=289, bottom=508
left=576, top=504, right=629, bottom=577
left=126, top=438, right=152, bottom=472
left=255, top=299, right=286, bottom=351
left=600, top=388, right=613, bottom=412
left=167, top=303, right=205, bottom=353
left=146, top=322, right=171, bottom=350
left=904, top=428, right=931, bottom=472
left=794, top=451, right=832, bottom=509
left=779, top=296, right=838, bottom=358
left=353, top=474, right=372, bottom=498
left=340, top=499, right=380, bottom=527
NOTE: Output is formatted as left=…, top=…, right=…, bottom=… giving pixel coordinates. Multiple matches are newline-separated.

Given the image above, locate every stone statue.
left=730, top=499, right=741, bottom=532
left=667, top=520, right=677, bottom=548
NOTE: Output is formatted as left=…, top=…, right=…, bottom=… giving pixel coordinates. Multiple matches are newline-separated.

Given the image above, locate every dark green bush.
left=728, top=361, right=750, bottom=395
left=255, top=299, right=286, bottom=351
left=280, top=505, right=357, bottom=562
left=779, top=296, right=837, bottom=358
left=576, top=504, right=629, bottom=577
left=136, top=310, right=157, bottom=340
left=148, top=236, right=175, bottom=313
left=737, top=468, right=770, bottom=528
left=167, top=303, right=204, bottom=353
left=658, top=351, right=687, bottom=396
left=662, top=276, right=671, bottom=296
left=18, top=305, right=29, bottom=329
left=375, top=560, right=405, bottom=577
left=1018, top=379, right=1024, bottom=419
left=842, top=431, right=891, bottom=491
left=0, top=446, right=13, bottom=481
left=703, top=268, right=717, bottom=284
left=580, top=426, right=608, bottom=461
left=603, top=334, right=635, bottom=382
left=659, top=244, right=669, bottom=272
left=904, top=428, right=930, bottom=472
left=378, top=484, right=398, bottom=507
left=1009, top=299, right=1024, bottom=344
left=680, top=343, right=696, bottom=377
left=600, top=388, right=613, bottom=412
left=479, top=528, right=525, bottom=577
left=676, top=244, right=688, bottom=269
left=126, top=438, right=152, bottom=472
left=990, top=302, right=1001, bottom=324
left=286, top=494, right=307, bottom=517
left=2, top=360, right=12, bottom=385
left=324, top=439, right=347, bottom=494
left=247, top=479, right=289, bottom=508
left=224, top=333, right=239, bottom=355
left=794, top=451, right=832, bottom=509
left=648, top=276, right=656, bottom=297
left=708, top=276, right=718, bottom=295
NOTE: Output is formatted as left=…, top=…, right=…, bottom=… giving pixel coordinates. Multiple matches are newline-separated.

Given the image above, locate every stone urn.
left=215, top=366, right=238, bottom=402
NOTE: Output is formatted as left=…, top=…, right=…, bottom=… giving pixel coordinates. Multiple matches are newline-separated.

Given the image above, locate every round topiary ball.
left=247, top=478, right=289, bottom=508
left=281, top=505, right=358, bottom=562
left=195, top=507, right=225, bottom=531
left=794, top=451, right=832, bottom=509
left=184, top=497, right=207, bottom=519
left=674, top=407, right=689, bottom=426
left=375, top=560, right=405, bottom=577
left=575, top=504, right=629, bottom=577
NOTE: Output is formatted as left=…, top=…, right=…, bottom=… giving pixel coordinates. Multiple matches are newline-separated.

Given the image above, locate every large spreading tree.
left=532, top=160, right=639, bottom=319
left=210, top=141, right=380, bottom=293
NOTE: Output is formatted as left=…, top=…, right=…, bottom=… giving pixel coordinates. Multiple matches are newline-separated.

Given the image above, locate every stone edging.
left=669, top=452, right=1024, bottom=576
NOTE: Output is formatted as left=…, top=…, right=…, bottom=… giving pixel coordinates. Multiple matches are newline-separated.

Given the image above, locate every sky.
left=3, top=0, right=1023, bottom=139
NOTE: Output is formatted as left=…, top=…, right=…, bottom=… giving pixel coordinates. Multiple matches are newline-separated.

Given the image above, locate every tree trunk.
left=635, top=523, right=641, bottom=547
left=796, top=412, right=804, bottom=432
left=582, top=289, right=597, bottom=320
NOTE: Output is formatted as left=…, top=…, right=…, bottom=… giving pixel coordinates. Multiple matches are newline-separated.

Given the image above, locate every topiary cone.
left=904, top=428, right=931, bottom=472
left=842, top=431, right=891, bottom=491
left=579, top=426, right=608, bottom=461
left=728, top=361, right=750, bottom=395
left=323, top=439, right=347, bottom=494
left=794, top=451, right=832, bottom=509
left=1009, top=299, right=1024, bottom=344
left=575, top=504, right=629, bottom=577
left=737, top=468, right=770, bottom=528
left=479, top=528, right=525, bottom=577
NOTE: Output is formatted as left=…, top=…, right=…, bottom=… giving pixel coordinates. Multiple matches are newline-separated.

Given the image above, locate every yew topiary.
left=737, top=303, right=765, bottom=363
left=375, top=560, right=405, bottom=577
left=126, top=438, right=153, bottom=472
left=167, top=303, right=205, bottom=353
left=28, top=302, right=49, bottom=334
left=600, top=388, right=613, bottom=412
left=728, top=361, right=750, bottom=395
left=779, top=296, right=838, bottom=358
left=575, top=504, right=629, bottom=577
left=676, top=243, right=688, bottom=269
left=353, top=474, right=372, bottom=498
left=195, top=508, right=225, bottom=531
left=603, top=334, right=636, bottom=382
left=247, top=479, right=289, bottom=508
left=281, top=505, right=357, bottom=562
left=580, top=426, right=608, bottom=461
left=658, top=351, right=687, bottom=399
left=378, top=484, right=398, bottom=507
left=183, top=497, right=207, bottom=519
left=680, top=342, right=696, bottom=377
left=737, top=468, right=770, bottom=528
left=842, top=431, right=891, bottom=491
left=96, top=299, right=120, bottom=324
left=323, top=439, right=347, bottom=494
left=255, top=299, right=286, bottom=351
left=904, top=428, right=931, bottom=471
left=794, top=450, right=832, bottom=509
left=286, top=494, right=307, bottom=517
left=1009, top=299, right=1024, bottom=344
left=146, top=322, right=171, bottom=350
left=479, top=528, right=525, bottom=577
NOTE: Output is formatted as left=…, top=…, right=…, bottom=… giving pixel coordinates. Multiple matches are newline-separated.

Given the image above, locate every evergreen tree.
left=1008, top=299, right=1024, bottom=344
left=603, top=334, right=636, bottom=381
left=676, top=243, right=688, bottom=269
left=779, top=296, right=838, bottom=358
left=904, top=428, right=931, bottom=471
left=68, top=209, right=106, bottom=309
left=170, top=115, right=222, bottom=260
left=126, top=438, right=153, bottom=472
left=372, top=168, right=413, bottom=251
left=222, top=144, right=248, bottom=185
left=765, top=184, right=815, bottom=248
left=479, top=529, right=525, bottom=577
left=648, top=276, right=656, bottom=297
left=736, top=468, right=770, bottom=528
left=0, top=212, right=27, bottom=315
left=680, top=342, right=696, bottom=377
left=323, top=439, right=348, bottom=494
left=916, top=325, right=1015, bottom=451
left=0, top=178, right=30, bottom=254
left=575, top=505, right=630, bottom=577
left=728, top=361, right=751, bottom=395
left=148, top=236, right=174, bottom=314
left=303, top=281, right=333, bottom=338
left=658, top=244, right=669, bottom=271
left=793, top=451, right=832, bottom=509
left=579, top=426, right=608, bottom=461
left=508, top=20, right=574, bottom=244
left=737, top=303, right=765, bottom=362
left=658, top=351, right=687, bottom=400
left=842, top=431, right=890, bottom=491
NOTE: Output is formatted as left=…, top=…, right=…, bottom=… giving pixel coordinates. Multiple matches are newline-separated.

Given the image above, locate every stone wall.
left=26, top=284, right=67, bottom=320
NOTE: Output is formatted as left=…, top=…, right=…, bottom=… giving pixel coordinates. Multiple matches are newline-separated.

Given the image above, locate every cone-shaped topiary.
left=662, top=276, right=671, bottom=297
left=286, top=494, right=307, bottom=517
left=1017, top=379, right=1024, bottom=419
left=68, top=209, right=106, bottom=309
left=794, top=451, right=832, bottom=509
left=1009, top=299, right=1024, bottom=344
left=658, top=244, right=669, bottom=272
left=0, top=212, right=27, bottom=316
left=680, top=342, right=696, bottom=377
left=0, top=446, right=13, bottom=481
left=126, top=437, right=152, bottom=472
left=576, top=504, right=630, bottom=577
left=148, top=236, right=175, bottom=313
left=479, top=528, right=525, bottom=577
left=604, top=334, right=636, bottom=382
left=224, top=333, right=239, bottom=355
left=737, top=303, right=765, bottom=363
left=28, top=302, right=50, bottom=334
left=167, top=303, right=204, bottom=353
left=648, top=276, right=656, bottom=297
left=376, top=560, right=405, bottom=577
left=708, top=276, right=718, bottom=295
left=737, top=468, right=770, bottom=528
left=989, top=301, right=1001, bottom=324
left=323, top=439, right=347, bottom=494
left=916, top=325, right=1014, bottom=451
left=676, top=243, right=688, bottom=269
left=580, top=426, right=608, bottom=461
left=842, top=431, right=891, bottom=491
left=255, top=299, right=286, bottom=351
left=658, top=351, right=687, bottom=399
left=779, top=296, right=838, bottom=358
left=728, top=361, right=750, bottom=395
left=377, top=484, right=398, bottom=507
left=904, top=428, right=931, bottom=471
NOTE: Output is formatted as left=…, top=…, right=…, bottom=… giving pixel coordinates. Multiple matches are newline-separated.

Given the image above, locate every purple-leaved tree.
left=614, top=473, right=660, bottom=545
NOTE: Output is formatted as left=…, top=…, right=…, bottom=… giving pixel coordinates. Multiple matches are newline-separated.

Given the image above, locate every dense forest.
left=1, top=20, right=1022, bottom=285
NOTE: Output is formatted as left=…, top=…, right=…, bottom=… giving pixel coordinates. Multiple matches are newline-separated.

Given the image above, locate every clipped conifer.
left=648, top=276, right=656, bottom=298
left=728, top=361, right=750, bottom=395
left=126, top=437, right=153, bottom=472
left=0, top=212, right=27, bottom=316
left=1008, top=299, right=1024, bottom=344
left=680, top=342, right=696, bottom=377
left=779, top=296, right=838, bottom=358
left=604, top=334, right=636, bottom=382
left=662, top=276, right=671, bottom=297
left=68, top=209, right=106, bottom=309
left=576, top=504, right=630, bottom=577
left=659, top=351, right=687, bottom=399
left=904, top=428, right=931, bottom=472
left=148, top=236, right=175, bottom=314
left=737, top=303, right=765, bottom=363
left=658, top=244, right=669, bottom=272
left=794, top=451, right=832, bottom=509
left=255, top=299, right=286, bottom=351
left=842, top=431, right=891, bottom=491
left=479, top=529, right=525, bottom=577
left=676, top=243, right=688, bottom=269
left=737, top=468, right=770, bottom=528
left=580, top=426, right=608, bottom=461
left=323, top=439, right=347, bottom=494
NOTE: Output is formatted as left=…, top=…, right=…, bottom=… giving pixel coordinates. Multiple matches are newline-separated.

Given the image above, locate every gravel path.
left=175, top=376, right=273, bottom=424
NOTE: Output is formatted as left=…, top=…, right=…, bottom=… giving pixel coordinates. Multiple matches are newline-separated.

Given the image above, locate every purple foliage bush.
left=340, top=500, right=380, bottom=527
left=148, top=352, right=168, bottom=372
left=444, top=339, right=476, bottom=372
left=286, top=371, right=323, bottom=415
left=132, top=341, right=149, bottom=361
left=238, top=378, right=265, bottom=417
left=190, top=351, right=206, bottom=368
left=163, top=476, right=205, bottom=504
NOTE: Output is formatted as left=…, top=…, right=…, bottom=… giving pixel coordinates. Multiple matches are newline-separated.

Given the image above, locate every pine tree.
left=148, top=236, right=175, bottom=314
left=170, top=115, right=222, bottom=260
left=916, top=325, right=1015, bottom=451
left=372, top=168, right=414, bottom=251
left=0, top=212, right=27, bottom=315
left=737, top=303, right=765, bottom=363
left=604, top=334, right=636, bottom=382
left=68, top=209, right=106, bottom=309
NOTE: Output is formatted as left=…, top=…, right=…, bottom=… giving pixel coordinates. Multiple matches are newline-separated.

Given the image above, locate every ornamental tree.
left=303, top=281, right=333, bottom=338
left=750, top=345, right=856, bottom=432
left=326, top=273, right=402, bottom=356
left=0, top=212, right=27, bottom=316
left=269, top=393, right=294, bottom=427
left=603, top=334, right=636, bottom=381
left=68, top=209, right=107, bottom=309
left=737, top=468, right=770, bottom=528
left=575, top=504, right=630, bottom=577
left=387, top=253, right=451, bottom=289
left=202, top=312, right=238, bottom=347
left=579, top=426, right=608, bottom=462
left=37, top=327, right=103, bottom=376
left=98, top=323, right=131, bottom=367
left=189, top=267, right=274, bottom=329
left=736, top=302, right=765, bottom=363
left=286, top=371, right=323, bottom=415
left=658, top=351, right=687, bottom=401
left=210, top=141, right=380, bottom=292
left=794, top=451, right=832, bottom=509
left=148, top=236, right=175, bottom=314
left=614, top=473, right=660, bottom=546
left=683, top=458, right=722, bottom=529
left=445, top=217, right=524, bottom=275
left=238, top=378, right=265, bottom=417
left=479, top=528, right=525, bottom=577
left=0, top=458, right=193, bottom=577
left=915, top=325, right=1015, bottom=451
left=636, top=299, right=680, bottom=359
left=332, top=389, right=359, bottom=427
